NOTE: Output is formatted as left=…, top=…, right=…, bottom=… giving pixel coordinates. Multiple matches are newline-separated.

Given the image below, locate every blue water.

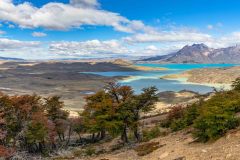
left=82, top=64, right=239, bottom=94
left=137, top=63, right=238, bottom=70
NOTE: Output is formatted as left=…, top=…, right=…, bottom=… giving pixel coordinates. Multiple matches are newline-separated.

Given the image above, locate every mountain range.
left=141, top=43, right=240, bottom=63
left=0, top=56, right=24, bottom=61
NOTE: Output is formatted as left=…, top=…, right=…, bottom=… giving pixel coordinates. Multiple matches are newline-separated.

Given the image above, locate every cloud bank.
left=0, top=1, right=240, bottom=59
left=0, top=0, right=150, bottom=33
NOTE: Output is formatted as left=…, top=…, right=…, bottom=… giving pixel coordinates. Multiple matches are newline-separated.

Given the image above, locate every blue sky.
left=0, top=0, right=240, bottom=59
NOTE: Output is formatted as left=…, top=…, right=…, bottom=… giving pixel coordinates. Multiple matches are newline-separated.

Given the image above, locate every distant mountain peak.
left=141, top=43, right=240, bottom=64
left=180, top=43, right=210, bottom=53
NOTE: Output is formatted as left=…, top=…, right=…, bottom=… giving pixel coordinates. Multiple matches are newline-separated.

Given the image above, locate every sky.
left=1, top=0, right=240, bottom=59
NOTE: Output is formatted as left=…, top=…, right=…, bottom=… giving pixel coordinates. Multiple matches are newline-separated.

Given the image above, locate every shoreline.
left=161, top=74, right=232, bottom=90
left=128, top=65, right=167, bottom=71
left=170, top=77, right=232, bottom=90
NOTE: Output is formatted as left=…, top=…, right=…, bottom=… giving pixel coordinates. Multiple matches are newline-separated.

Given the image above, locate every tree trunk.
left=100, top=130, right=106, bottom=140
left=91, top=133, right=95, bottom=142
left=134, top=127, right=141, bottom=142
left=121, top=125, right=128, bottom=143
left=134, top=112, right=141, bottom=142
left=58, top=133, right=62, bottom=141
left=66, top=124, right=72, bottom=146
left=38, top=142, right=43, bottom=153
left=96, top=132, right=101, bottom=140
left=77, top=133, right=82, bottom=141
left=62, top=133, right=65, bottom=141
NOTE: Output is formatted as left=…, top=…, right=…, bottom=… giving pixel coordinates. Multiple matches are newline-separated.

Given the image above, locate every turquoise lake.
left=84, top=64, right=239, bottom=94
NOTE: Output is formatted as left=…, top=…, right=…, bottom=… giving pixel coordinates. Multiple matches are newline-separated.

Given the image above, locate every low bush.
left=110, top=143, right=124, bottom=152
left=161, top=105, right=185, bottom=128
left=193, top=113, right=239, bottom=142
left=170, top=104, right=199, bottom=131
left=72, top=149, right=84, bottom=157
left=72, top=147, right=97, bottom=157
left=161, top=88, right=240, bottom=142
left=193, top=91, right=240, bottom=142
left=142, top=125, right=162, bottom=142
left=134, top=142, right=164, bottom=156
left=85, top=147, right=96, bottom=156
left=161, top=104, right=199, bottom=131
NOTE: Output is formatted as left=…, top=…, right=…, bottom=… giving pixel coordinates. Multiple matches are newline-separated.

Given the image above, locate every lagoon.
left=84, top=64, right=239, bottom=94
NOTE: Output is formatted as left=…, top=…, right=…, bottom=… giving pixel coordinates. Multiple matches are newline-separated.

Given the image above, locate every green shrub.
left=161, top=105, right=185, bottom=128
left=232, top=77, right=240, bottom=91
left=170, top=119, right=185, bottom=131
left=193, top=113, right=239, bottom=142
left=192, top=91, right=240, bottom=142
left=161, top=104, right=199, bottom=131
left=73, top=149, right=84, bottom=157
left=134, top=142, right=162, bottom=156
left=161, top=89, right=240, bottom=142
left=73, top=147, right=96, bottom=157
left=142, top=126, right=161, bottom=142
left=171, top=104, right=199, bottom=131
left=85, top=147, right=96, bottom=156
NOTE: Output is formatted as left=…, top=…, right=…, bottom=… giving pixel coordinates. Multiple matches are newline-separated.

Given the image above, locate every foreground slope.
left=89, top=129, right=240, bottom=160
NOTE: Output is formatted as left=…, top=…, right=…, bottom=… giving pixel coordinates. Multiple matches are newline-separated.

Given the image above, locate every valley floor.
left=0, top=60, right=137, bottom=114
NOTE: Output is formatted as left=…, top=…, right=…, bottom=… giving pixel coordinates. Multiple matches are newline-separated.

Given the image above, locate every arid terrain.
left=162, top=66, right=240, bottom=87
left=0, top=60, right=167, bottom=115
left=0, top=60, right=138, bottom=113
left=0, top=59, right=225, bottom=116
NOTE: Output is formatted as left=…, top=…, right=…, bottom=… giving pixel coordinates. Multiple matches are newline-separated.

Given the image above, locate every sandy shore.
left=129, top=65, right=167, bottom=71
left=164, top=76, right=232, bottom=90
left=161, top=66, right=240, bottom=90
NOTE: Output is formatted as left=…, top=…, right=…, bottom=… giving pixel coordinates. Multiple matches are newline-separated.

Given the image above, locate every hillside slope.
left=90, top=129, right=240, bottom=160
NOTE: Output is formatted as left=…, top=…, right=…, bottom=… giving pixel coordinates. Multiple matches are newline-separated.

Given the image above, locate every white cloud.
left=206, top=23, right=223, bottom=30
left=49, top=40, right=182, bottom=57
left=0, top=38, right=56, bottom=59
left=1, top=31, right=240, bottom=59
left=0, top=30, right=6, bottom=35
left=49, top=40, right=130, bottom=57
left=0, top=0, right=150, bottom=33
left=209, top=32, right=240, bottom=47
left=207, top=25, right=213, bottom=30
left=32, top=32, right=47, bottom=37
left=124, top=30, right=212, bottom=43
left=8, top=24, right=15, bottom=28
left=146, top=45, right=158, bottom=51
left=142, top=45, right=160, bottom=55
left=216, top=22, right=223, bottom=27
left=0, top=38, right=40, bottom=50
left=70, top=0, right=99, bottom=8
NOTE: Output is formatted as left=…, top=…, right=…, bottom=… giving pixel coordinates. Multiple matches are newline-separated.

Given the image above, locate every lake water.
left=83, top=64, right=239, bottom=94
